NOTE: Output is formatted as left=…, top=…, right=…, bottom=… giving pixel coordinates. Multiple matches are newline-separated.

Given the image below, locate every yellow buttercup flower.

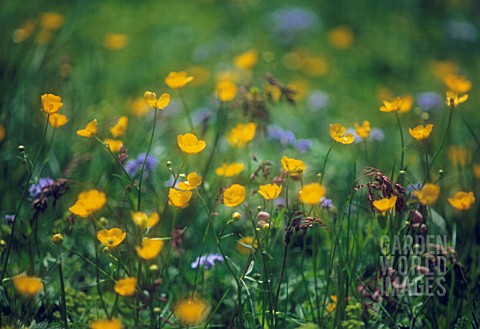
left=373, top=196, right=397, bottom=216
left=178, top=172, right=202, bottom=191
left=281, top=156, right=306, bottom=177
left=69, top=189, right=106, bottom=218
left=110, top=116, right=128, bottom=138
left=330, top=123, right=355, bottom=144
left=49, top=113, right=68, bottom=128
left=165, top=71, right=194, bottom=89
left=236, top=236, right=258, bottom=255
left=97, top=228, right=126, bottom=249
left=103, top=33, right=128, bottom=51
left=104, top=139, right=123, bottom=153
left=448, top=191, right=475, bottom=211
left=258, top=183, right=282, bottom=200
left=168, top=188, right=193, bottom=208
left=226, top=122, right=256, bottom=148
left=13, top=275, right=43, bottom=296
left=41, top=93, right=63, bottom=114
left=299, top=183, right=326, bottom=206
left=174, top=298, right=211, bottom=326
left=177, top=133, right=206, bottom=155
left=215, top=162, right=245, bottom=177
left=234, top=49, right=258, bottom=70
left=114, top=277, right=137, bottom=296
left=474, top=164, right=480, bottom=179
left=443, top=75, right=471, bottom=94
left=379, top=96, right=413, bottom=113
left=414, top=184, right=440, bottom=206
left=131, top=211, right=160, bottom=228
left=144, top=92, right=170, bottom=110
left=301, top=55, right=328, bottom=77
left=409, top=124, right=433, bottom=141
left=215, top=80, right=238, bottom=102
left=328, top=26, right=354, bottom=49
left=354, top=121, right=370, bottom=139
left=90, top=318, right=122, bottom=329
left=445, top=91, right=468, bottom=108
left=223, top=184, right=246, bottom=207
left=40, top=12, right=64, bottom=30
left=326, top=295, right=338, bottom=313
left=77, top=119, right=97, bottom=138
left=136, top=238, right=164, bottom=260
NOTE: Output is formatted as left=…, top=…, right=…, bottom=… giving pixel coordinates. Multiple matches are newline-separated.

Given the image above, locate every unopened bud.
left=231, top=212, right=241, bottom=221
left=257, top=211, right=270, bottom=222
left=103, top=247, right=110, bottom=254
left=166, top=161, right=172, bottom=168
left=399, top=170, right=406, bottom=176
left=51, top=233, right=64, bottom=245
left=17, top=145, right=25, bottom=153
left=438, top=170, right=444, bottom=175
left=153, top=307, right=162, bottom=314
left=99, top=217, right=109, bottom=226
left=149, top=264, right=159, bottom=272
left=0, top=240, right=6, bottom=248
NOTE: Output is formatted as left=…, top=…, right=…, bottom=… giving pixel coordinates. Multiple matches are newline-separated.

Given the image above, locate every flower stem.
left=320, top=142, right=336, bottom=184
left=57, top=252, right=69, bottom=329
left=179, top=89, right=194, bottom=131
left=138, top=108, right=158, bottom=211
left=394, top=111, right=405, bottom=172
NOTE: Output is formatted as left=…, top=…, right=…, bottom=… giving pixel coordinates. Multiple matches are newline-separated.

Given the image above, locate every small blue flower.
left=308, top=90, right=329, bottom=111
left=124, top=159, right=138, bottom=177
left=124, top=154, right=158, bottom=177
left=416, top=92, right=441, bottom=112
left=294, top=139, right=312, bottom=152
left=191, top=253, right=224, bottom=270
left=320, top=197, right=334, bottom=209
left=29, top=177, right=54, bottom=199
left=5, top=214, right=15, bottom=226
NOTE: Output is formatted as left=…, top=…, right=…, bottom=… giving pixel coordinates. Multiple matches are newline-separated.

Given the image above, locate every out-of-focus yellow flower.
left=215, top=80, right=238, bottom=102
left=110, top=116, right=128, bottom=138
left=354, top=121, right=370, bottom=139
left=178, top=172, right=202, bottom=191
left=287, top=79, right=309, bottom=101
left=236, top=236, right=258, bottom=255
left=223, top=184, right=246, bottom=207
left=373, top=196, right=397, bottom=216
left=49, top=113, right=68, bottom=128
left=77, top=119, right=97, bottom=138
left=144, top=92, right=170, bottom=110
left=165, top=71, right=194, bottom=89
left=409, top=124, right=433, bottom=141
left=326, top=295, right=337, bottom=313
left=174, top=298, right=211, bottom=326
left=431, top=60, right=458, bottom=79
left=188, top=66, right=210, bottom=86
left=103, top=33, right=128, bottom=50
left=41, top=93, right=63, bottom=114
left=448, top=191, right=475, bottom=211
left=130, top=97, right=150, bottom=117
left=414, top=184, right=440, bottom=206
left=51, top=233, right=64, bottom=245
left=234, top=49, right=258, bottom=70
left=445, top=91, right=468, bottom=108
left=69, top=189, right=106, bottom=218
left=301, top=55, right=328, bottom=77
left=474, top=164, right=480, bottom=179
left=131, top=212, right=159, bottom=229
left=226, top=122, right=256, bottom=148
left=0, top=124, right=4, bottom=142
left=90, top=318, right=122, bottom=329
left=168, top=188, right=193, bottom=208
left=379, top=96, right=413, bottom=113
left=97, top=228, right=126, bottom=249
left=443, top=75, right=471, bottom=94
left=13, top=275, right=43, bottom=296
left=215, top=162, right=245, bottom=177
left=330, top=123, right=354, bottom=144
left=448, top=146, right=471, bottom=167
left=177, top=133, right=206, bottom=155
left=40, top=12, right=64, bottom=30
left=136, top=238, right=164, bottom=260
left=264, top=84, right=282, bottom=101
left=299, top=183, right=326, bottom=206
left=328, top=26, right=354, bottom=49
left=35, top=29, right=52, bottom=45
left=104, top=139, right=123, bottom=153
left=13, top=20, right=36, bottom=43
left=114, top=277, right=137, bottom=296
left=258, top=183, right=282, bottom=200
left=281, top=156, right=306, bottom=177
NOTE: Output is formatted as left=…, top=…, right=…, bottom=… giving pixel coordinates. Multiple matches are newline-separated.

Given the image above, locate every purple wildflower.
left=294, top=139, right=312, bottom=152
left=29, top=177, right=54, bottom=199
left=271, top=8, right=320, bottom=34
left=124, top=159, right=138, bottom=177
left=417, top=92, right=441, bottom=111
left=320, top=197, right=334, bottom=209
left=5, top=214, right=15, bottom=226
left=191, top=254, right=224, bottom=270
left=124, top=153, right=158, bottom=177
left=369, top=128, right=385, bottom=142
left=307, top=90, right=329, bottom=111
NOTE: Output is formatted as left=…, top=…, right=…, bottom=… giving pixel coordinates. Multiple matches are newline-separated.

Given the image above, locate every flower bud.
left=103, top=247, right=110, bottom=254
left=149, top=264, right=159, bottom=272
left=0, top=240, right=6, bottom=248
left=17, top=145, right=25, bottom=153
left=399, top=170, right=406, bottom=176
left=257, top=211, right=270, bottom=222
left=166, top=161, right=172, bottom=168
left=51, top=233, right=64, bottom=245
left=99, top=217, right=109, bottom=226
left=231, top=212, right=241, bottom=221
